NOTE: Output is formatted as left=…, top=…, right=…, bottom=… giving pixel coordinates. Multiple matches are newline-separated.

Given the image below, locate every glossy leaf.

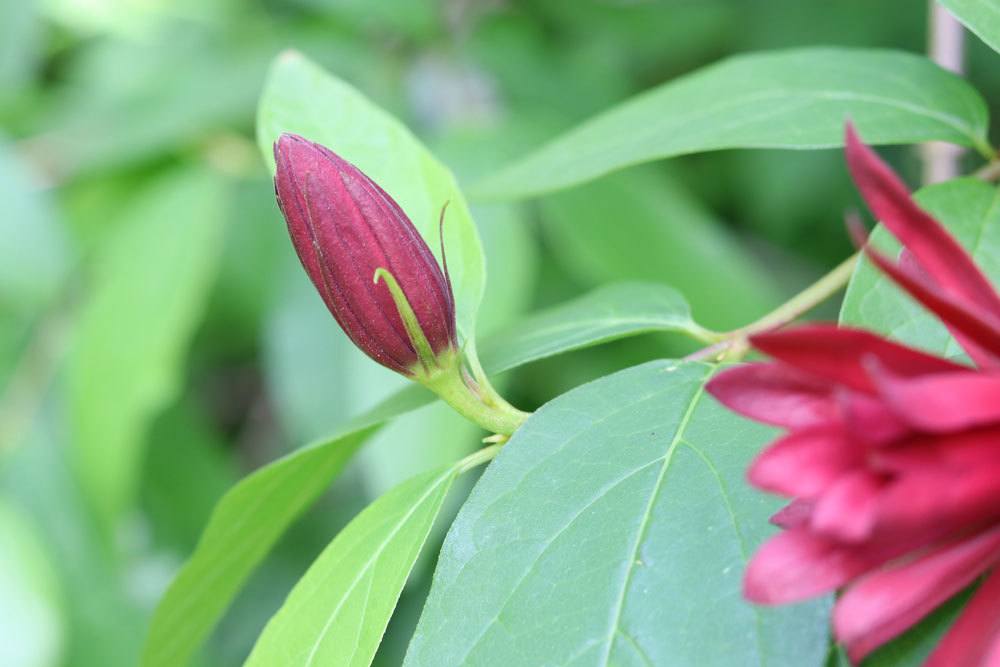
left=244, top=465, right=458, bottom=667
left=840, top=178, right=1000, bottom=356
left=406, top=360, right=830, bottom=666
left=473, top=48, right=990, bottom=199
left=481, top=282, right=709, bottom=373
left=938, top=0, right=1000, bottom=54
left=69, top=168, right=227, bottom=528
left=256, top=50, right=485, bottom=341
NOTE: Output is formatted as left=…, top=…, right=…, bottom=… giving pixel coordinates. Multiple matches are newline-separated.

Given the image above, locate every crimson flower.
left=707, top=125, right=1000, bottom=665
left=273, top=133, right=457, bottom=376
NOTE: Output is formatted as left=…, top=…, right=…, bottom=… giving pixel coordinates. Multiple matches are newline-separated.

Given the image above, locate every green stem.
left=418, top=348, right=529, bottom=436
left=456, top=443, right=502, bottom=474
left=689, top=252, right=859, bottom=363
left=736, top=252, right=859, bottom=336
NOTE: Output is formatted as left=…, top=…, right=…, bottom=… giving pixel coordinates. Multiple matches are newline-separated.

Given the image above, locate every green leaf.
left=481, top=282, right=710, bottom=373
left=144, top=285, right=717, bottom=667
left=244, top=465, right=458, bottom=667
left=938, top=0, right=1000, bottom=54
left=840, top=178, right=1000, bottom=355
left=0, top=500, right=64, bottom=667
left=473, top=48, right=991, bottom=199
left=256, top=50, right=486, bottom=341
left=69, top=167, right=227, bottom=528
left=0, top=141, right=70, bottom=314
left=405, top=360, right=830, bottom=666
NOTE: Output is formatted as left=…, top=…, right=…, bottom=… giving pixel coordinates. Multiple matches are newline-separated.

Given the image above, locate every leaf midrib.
left=597, top=363, right=715, bottom=666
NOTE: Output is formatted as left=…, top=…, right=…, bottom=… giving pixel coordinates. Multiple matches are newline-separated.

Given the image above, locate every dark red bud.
left=273, top=133, right=457, bottom=375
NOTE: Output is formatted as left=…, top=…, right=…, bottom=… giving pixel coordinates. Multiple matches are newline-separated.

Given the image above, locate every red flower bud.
left=273, top=133, right=457, bottom=375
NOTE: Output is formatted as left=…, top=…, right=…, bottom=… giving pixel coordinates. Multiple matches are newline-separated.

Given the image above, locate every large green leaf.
left=939, top=0, right=1000, bottom=54
left=244, top=464, right=458, bottom=667
left=481, top=282, right=711, bottom=373
left=473, top=48, right=991, bottom=199
left=405, top=360, right=830, bottom=666
left=840, top=178, right=1000, bottom=355
left=69, top=167, right=228, bottom=528
left=256, top=50, right=486, bottom=341
left=144, top=282, right=711, bottom=667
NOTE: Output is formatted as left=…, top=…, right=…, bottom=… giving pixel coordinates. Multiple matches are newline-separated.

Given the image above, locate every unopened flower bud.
left=273, top=133, right=457, bottom=375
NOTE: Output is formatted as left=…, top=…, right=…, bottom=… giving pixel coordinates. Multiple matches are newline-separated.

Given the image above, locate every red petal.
left=835, top=527, right=1000, bottom=662
left=744, top=529, right=895, bottom=604
left=928, top=567, right=1000, bottom=667
left=706, top=362, right=838, bottom=428
left=810, top=471, right=882, bottom=542
left=749, top=325, right=963, bottom=393
left=871, top=366, right=1000, bottom=432
left=748, top=427, right=862, bottom=497
left=844, top=124, right=1000, bottom=320
left=838, top=390, right=908, bottom=446
left=860, top=241, right=1000, bottom=369
left=770, top=499, right=814, bottom=529
left=867, top=458, right=1000, bottom=545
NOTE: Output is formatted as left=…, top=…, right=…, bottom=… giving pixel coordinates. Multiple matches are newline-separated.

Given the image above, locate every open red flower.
left=707, top=125, right=1000, bottom=665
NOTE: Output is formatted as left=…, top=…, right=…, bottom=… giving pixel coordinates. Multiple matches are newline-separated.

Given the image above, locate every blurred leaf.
left=474, top=48, right=990, bottom=199
left=256, top=50, right=486, bottom=341
left=69, top=167, right=228, bottom=528
left=405, top=361, right=830, bottom=666
left=4, top=409, right=145, bottom=667
left=245, top=464, right=458, bottom=667
left=0, top=142, right=70, bottom=315
left=539, top=169, right=780, bottom=328
left=141, top=401, right=237, bottom=552
left=840, top=178, right=1000, bottom=356
left=33, top=30, right=271, bottom=176
left=481, top=282, right=708, bottom=373
left=0, top=0, right=41, bottom=98
left=0, top=499, right=63, bottom=667
left=939, top=0, right=1000, bottom=54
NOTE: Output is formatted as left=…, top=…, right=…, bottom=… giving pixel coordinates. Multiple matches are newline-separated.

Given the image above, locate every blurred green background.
left=2, top=1, right=997, bottom=665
